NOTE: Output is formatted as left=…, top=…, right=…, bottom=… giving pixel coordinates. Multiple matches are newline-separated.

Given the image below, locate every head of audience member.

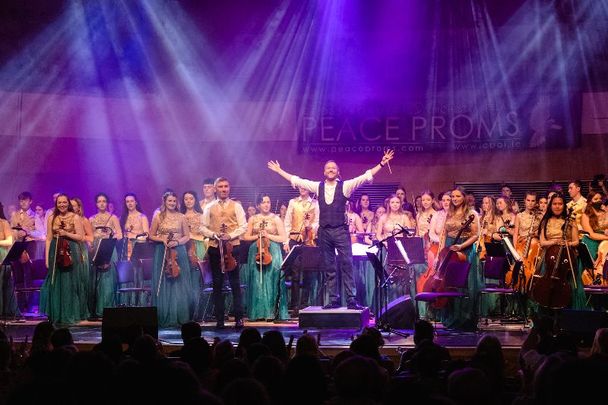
left=222, top=378, right=270, bottom=405
left=246, top=343, right=272, bottom=367
left=31, top=321, right=55, bottom=355
left=413, top=319, right=435, bottom=346
left=213, top=339, right=236, bottom=369
left=93, top=334, right=124, bottom=365
left=261, top=330, right=288, bottom=364
left=0, top=331, right=10, bottom=372
left=50, top=328, right=75, bottom=351
left=181, top=337, right=212, bottom=375
left=333, top=355, right=386, bottom=403
left=284, top=355, right=328, bottom=405
left=349, top=334, right=381, bottom=362
left=295, top=333, right=319, bottom=358
left=591, top=328, right=608, bottom=357
left=236, top=327, right=262, bottom=359
left=252, top=355, right=286, bottom=405
left=217, top=358, right=252, bottom=393
left=361, top=327, right=384, bottom=348
left=131, top=334, right=163, bottom=365
left=448, top=367, right=491, bottom=404
left=181, top=321, right=202, bottom=345
left=472, top=335, right=505, bottom=391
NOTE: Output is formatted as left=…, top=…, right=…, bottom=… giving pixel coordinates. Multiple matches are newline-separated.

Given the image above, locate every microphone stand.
left=370, top=227, right=411, bottom=338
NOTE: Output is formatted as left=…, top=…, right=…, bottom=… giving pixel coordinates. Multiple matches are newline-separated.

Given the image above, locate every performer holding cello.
left=268, top=150, right=394, bottom=310
left=200, top=177, right=247, bottom=329
left=148, top=191, right=192, bottom=328
left=530, top=193, right=586, bottom=311
left=429, top=187, right=481, bottom=330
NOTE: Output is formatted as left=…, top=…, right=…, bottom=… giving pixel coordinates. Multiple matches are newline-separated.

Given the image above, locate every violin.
left=477, top=220, right=488, bottom=261
left=421, top=214, right=475, bottom=309
left=529, top=210, right=576, bottom=309
left=255, top=219, right=273, bottom=268
left=416, top=213, right=434, bottom=294
left=301, top=212, right=316, bottom=247
left=163, top=232, right=180, bottom=279
left=56, top=220, right=73, bottom=271
left=218, top=223, right=238, bottom=273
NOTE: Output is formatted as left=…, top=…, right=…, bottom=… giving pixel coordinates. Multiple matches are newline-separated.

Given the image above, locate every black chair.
left=415, top=261, right=471, bottom=320
left=13, top=259, right=47, bottom=316
left=117, top=258, right=153, bottom=306
left=478, top=256, right=525, bottom=326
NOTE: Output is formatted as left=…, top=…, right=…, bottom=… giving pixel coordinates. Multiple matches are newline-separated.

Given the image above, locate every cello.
left=421, top=214, right=475, bottom=309
left=529, top=209, right=576, bottom=309
left=506, top=211, right=540, bottom=292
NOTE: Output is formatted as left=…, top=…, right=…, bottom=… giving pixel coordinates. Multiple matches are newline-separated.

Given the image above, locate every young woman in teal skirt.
left=89, top=193, right=123, bottom=317
left=40, top=194, right=89, bottom=325
left=242, top=194, right=288, bottom=321
left=181, top=191, right=205, bottom=319
left=148, top=191, right=193, bottom=328
left=0, top=203, right=19, bottom=318
left=581, top=191, right=608, bottom=287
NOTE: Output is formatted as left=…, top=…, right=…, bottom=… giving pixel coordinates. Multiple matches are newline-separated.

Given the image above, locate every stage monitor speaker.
left=102, top=307, right=158, bottom=344
left=558, top=309, right=608, bottom=347
left=377, top=296, right=416, bottom=330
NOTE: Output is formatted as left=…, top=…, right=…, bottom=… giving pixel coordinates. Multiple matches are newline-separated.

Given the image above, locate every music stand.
left=130, top=241, right=155, bottom=263
left=275, top=245, right=321, bottom=321
left=1, top=242, right=31, bottom=321
left=368, top=231, right=411, bottom=338
left=90, top=238, right=117, bottom=320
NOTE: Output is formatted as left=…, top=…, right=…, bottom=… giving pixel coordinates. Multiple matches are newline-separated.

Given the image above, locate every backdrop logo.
left=298, top=94, right=579, bottom=153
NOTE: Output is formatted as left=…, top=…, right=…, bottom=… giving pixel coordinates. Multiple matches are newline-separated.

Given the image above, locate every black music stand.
left=486, top=240, right=527, bottom=323
left=89, top=238, right=117, bottom=320
left=275, top=245, right=321, bottom=321
left=1, top=242, right=30, bottom=321
left=368, top=230, right=411, bottom=338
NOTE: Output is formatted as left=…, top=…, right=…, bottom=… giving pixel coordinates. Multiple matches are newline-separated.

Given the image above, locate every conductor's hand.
left=267, top=160, right=281, bottom=173
left=381, top=149, right=395, bottom=166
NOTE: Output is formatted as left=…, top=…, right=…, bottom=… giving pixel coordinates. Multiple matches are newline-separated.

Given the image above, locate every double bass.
left=421, top=214, right=476, bottom=309
left=529, top=209, right=576, bottom=309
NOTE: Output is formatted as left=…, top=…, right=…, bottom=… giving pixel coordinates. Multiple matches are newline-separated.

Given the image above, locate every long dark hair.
left=355, top=193, right=373, bottom=214
left=180, top=191, right=203, bottom=214
left=584, top=191, right=605, bottom=232
left=120, top=193, right=144, bottom=230
left=539, top=193, right=568, bottom=240
left=0, top=202, right=5, bottom=220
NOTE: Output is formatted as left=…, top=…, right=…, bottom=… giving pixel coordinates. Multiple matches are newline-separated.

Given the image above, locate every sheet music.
left=394, top=239, right=411, bottom=265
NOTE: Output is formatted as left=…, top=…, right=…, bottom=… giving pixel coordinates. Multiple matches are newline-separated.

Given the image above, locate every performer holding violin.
left=181, top=191, right=205, bottom=314
left=530, top=193, right=586, bottom=311
left=40, top=194, right=88, bottom=325
left=242, top=193, right=288, bottom=321
left=148, top=191, right=193, bottom=327
left=268, top=149, right=394, bottom=310
left=436, top=187, right=481, bottom=330
left=283, top=187, right=320, bottom=312
left=200, top=177, right=247, bottom=329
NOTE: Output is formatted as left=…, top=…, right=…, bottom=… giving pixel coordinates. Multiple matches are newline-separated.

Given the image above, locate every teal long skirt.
left=246, top=241, right=289, bottom=320
left=40, top=239, right=89, bottom=325
left=151, top=243, right=195, bottom=327
left=90, top=238, right=117, bottom=316
left=439, top=237, right=483, bottom=330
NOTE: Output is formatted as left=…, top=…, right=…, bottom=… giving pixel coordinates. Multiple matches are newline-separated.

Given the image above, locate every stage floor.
left=0, top=317, right=529, bottom=351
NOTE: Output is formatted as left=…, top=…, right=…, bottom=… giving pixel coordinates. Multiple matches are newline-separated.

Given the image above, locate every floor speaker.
left=377, top=296, right=416, bottom=330
left=559, top=309, right=608, bottom=347
left=102, top=307, right=158, bottom=343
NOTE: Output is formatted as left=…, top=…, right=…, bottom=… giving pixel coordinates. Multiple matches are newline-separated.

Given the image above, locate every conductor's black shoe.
left=234, top=318, right=244, bottom=329
left=322, top=302, right=341, bottom=310
left=215, top=321, right=225, bottom=330
left=346, top=302, right=365, bottom=310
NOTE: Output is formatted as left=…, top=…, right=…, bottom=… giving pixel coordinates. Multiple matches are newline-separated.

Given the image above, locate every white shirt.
left=290, top=170, right=374, bottom=205
left=200, top=198, right=247, bottom=241
left=284, top=196, right=320, bottom=241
